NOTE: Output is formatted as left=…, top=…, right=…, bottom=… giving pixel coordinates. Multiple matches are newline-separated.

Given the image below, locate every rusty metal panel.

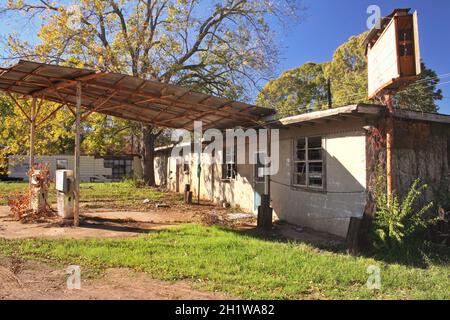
left=0, top=60, right=275, bottom=130
left=413, top=11, right=422, bottom=75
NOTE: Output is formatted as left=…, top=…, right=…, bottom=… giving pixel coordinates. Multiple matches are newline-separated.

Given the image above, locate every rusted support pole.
left=29, top=97, right=36, bottom=169
left=385, top=94, right=394, bottom=199
left=74, top=82, right=82, bottom=227
left=29, top=97, right=36, bottom=190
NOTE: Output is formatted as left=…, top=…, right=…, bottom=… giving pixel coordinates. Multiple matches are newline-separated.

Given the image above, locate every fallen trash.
left=227, top=213, right=253, bottom=220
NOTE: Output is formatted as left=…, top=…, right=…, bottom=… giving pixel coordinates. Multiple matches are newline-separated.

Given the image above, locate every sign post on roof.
left=363, top=8, right=422, bottom=200
left=365, top=8, right=421, bottom=99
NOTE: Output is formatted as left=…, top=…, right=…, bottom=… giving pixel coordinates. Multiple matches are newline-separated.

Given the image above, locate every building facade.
left=155, top=104, right=450, bottom=238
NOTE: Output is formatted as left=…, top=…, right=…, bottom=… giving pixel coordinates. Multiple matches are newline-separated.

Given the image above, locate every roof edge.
left=277, top=104, right=383, bottom=126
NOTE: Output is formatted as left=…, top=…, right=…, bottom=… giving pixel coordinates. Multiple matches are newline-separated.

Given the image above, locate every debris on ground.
left=221, top=201, right=231, bottom=208
left=227, top=213, right=253, bottom=220
left=156, top=203, right=170, bottom=208
left=200, top=211, right=222, bottom=226
left=142, top=199, right=150, bottom=204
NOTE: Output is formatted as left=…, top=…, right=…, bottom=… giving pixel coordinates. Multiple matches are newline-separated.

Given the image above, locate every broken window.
left=293, top=137, right=324, bottom=189
left=222, top=146, right=237, bottom=180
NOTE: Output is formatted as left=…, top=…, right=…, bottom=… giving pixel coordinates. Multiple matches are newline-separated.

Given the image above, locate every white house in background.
left=7, top=154, right=142, bottom=182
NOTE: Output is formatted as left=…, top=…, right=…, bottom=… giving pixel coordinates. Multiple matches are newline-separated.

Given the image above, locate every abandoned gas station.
left=0, top=10, right=449, bottom=243
left=0, top=60, right=275, bottom=227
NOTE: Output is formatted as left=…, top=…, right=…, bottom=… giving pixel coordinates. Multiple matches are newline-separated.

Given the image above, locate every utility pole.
left=384, top=93, right=394, bottom=199
left=327, top=78, right=332, bottom=109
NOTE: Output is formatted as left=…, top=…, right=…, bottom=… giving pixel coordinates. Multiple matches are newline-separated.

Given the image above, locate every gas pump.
left=56, top=170, right=75, bottom=219
left=30, top=170, right=48, bottom=213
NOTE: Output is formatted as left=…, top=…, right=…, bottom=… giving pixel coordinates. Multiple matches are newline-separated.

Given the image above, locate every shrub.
left=373, top=178, right=433, bottom=251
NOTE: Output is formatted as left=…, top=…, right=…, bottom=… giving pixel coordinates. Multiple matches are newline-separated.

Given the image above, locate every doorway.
left=253, top=151, right=267, bottom=213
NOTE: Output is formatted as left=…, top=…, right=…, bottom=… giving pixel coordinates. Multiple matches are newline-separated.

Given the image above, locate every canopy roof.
left=0, top=60, right=274, bottom=130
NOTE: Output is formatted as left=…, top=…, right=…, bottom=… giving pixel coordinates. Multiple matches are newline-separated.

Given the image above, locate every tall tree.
left=256, top=62, right=329, bottom=117
left=1, top=0, right=301, bottom=186
left=393, top=64, right=443, bottom=112
left=0, top=94, right=76, bottom=170
left=325, top=32, right=369, bottom=106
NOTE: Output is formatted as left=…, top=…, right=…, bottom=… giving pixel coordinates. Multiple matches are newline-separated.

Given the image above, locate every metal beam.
left=30, top=71, right=106, bottom=97
left=74, top=82, right=82, bottom=227
left=29, top=97, right=36, bottom=174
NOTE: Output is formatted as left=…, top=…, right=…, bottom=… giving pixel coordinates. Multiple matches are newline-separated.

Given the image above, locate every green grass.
left=0, top=181, right=181, bottom=207
left=0, top=224, right=448, bottom=299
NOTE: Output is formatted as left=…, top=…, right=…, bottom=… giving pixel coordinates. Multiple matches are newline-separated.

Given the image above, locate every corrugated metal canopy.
left=0, top=60, right=275, bottom=130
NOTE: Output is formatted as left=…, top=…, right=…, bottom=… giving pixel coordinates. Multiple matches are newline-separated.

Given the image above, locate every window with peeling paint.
left=293, top=137, right=324, bottom=189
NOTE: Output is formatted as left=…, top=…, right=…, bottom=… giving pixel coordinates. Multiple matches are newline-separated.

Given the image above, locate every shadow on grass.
left=44, top=215, right=175, bottom=234
left=362, top=242, right=450, bottom=268
left=210, top=223, right=449, bottom=268
left=211, top=222, right=348, bottom=254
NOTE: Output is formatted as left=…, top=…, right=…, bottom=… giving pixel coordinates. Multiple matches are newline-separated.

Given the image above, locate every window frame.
left=222, top=146, right=237, bottom=180
left=292, top=136, right=325, bottom=190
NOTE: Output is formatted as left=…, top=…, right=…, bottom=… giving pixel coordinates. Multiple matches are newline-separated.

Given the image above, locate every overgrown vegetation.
left=0, top=224, right=448, bottom=299
left=373, top=179, right=433, bottom=251
left=7, top=164, right=55, bottom=222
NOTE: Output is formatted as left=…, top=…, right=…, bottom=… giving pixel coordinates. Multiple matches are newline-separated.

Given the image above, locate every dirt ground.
left=0, top=204, right=343, bottom=245
left=0, top=257, right=229, bottom=300
left=0, top=203, right=238, bottom=239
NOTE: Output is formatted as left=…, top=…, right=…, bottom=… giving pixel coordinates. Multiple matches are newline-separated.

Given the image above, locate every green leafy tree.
left=1, top=0, right=301, bottom=186
left=0, top=95, right=75, bottom=156
left=82, top=114, right=137, bottom=156
left=394, top=64, right=443, bottom=112
left=325, top=32, right=369, bottom=106
left=256, top=62, right=329, bottom=117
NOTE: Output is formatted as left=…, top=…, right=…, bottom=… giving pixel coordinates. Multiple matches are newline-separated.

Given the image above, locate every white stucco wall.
left=271, top=128, right=367, bottom=238
left=155, top=120, right=368, bottom=237
left=159, top=144, right=256, bottom=212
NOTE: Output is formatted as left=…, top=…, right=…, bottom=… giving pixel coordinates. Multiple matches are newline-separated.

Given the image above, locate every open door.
left=253, top=151, right=267, bottom=213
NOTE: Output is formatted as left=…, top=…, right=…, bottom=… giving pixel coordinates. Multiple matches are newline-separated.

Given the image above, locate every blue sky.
left=274, top=0, right=450, bottom=114
left=0, top=1, right=448, bottom=113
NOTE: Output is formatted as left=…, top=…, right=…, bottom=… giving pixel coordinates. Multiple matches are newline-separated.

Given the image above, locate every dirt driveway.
left=0, top=204, right=229, bottom=239
left=0, top=204, right=238, bottom=299
left=0, top=257, right=230, bottom=300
